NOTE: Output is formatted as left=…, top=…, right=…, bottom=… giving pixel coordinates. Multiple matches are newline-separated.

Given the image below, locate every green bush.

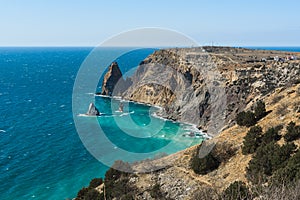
left=222, top=181, right=250, bottom=200
left=236, top=111, right=256, bottom=127
left=242, top=126, right=263, bottom=155
left=89, top=178, right=103, bottom=189
left=85, top=189, right=102, bottom=200
left=247, top=142, right=295, bottom=184
left=254, top=100, right=266, bottom=120
left=273, top=149, right=300, bottom=184
left=103, top=161, right=135, bottom=199
left=284, top=121, right=300, bottom=142
left=75, top=187, right=103, bottom=200
left=236, top=100, right=267, bottom=127
left=76, top=187, right=89, bottom=200
left=191, top=150, right=220, bottom=175
left=261, top=125, right=282, bottom=145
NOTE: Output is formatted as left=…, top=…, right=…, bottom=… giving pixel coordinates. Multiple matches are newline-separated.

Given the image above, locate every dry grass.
left=275, top=103, right=288, bottom=116
left=270, top=95, right=284, bottom=105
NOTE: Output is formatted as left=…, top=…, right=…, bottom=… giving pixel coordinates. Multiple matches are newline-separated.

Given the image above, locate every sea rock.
left=101, top=62, right=129, bottom=96
left=86, top=103, right=100, bottom=116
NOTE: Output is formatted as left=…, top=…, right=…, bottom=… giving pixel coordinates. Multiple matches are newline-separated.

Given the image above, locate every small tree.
left=89, top=178, right=103, bottom=189
left=261, top=125, right=282, bottom=145
left=242, top=126, right=263, bottom=155
left=191, top=151, right=220, bottom=175
left=247, top=142, right=278, bottom=183
left=236, top=111, right=256, bottom=127
left=254, top=100, right=266, bottom=120
left=222, top=181, right=250, bottom=200
left=284, top=121, right=300, bottom=142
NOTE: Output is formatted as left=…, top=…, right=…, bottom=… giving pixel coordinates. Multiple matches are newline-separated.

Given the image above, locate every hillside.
left=77, top=47, right=300, bottom=200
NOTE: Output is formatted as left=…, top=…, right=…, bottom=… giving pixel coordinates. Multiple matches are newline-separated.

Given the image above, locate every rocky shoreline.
left=75, top=47, right=300, bottom=200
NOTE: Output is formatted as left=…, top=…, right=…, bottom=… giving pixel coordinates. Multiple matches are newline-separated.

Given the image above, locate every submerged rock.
left=86, top=103, right=100, bottom=116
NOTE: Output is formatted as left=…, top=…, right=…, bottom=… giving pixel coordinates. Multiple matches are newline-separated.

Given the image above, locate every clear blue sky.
left=1, top=0, right=300, bottom=46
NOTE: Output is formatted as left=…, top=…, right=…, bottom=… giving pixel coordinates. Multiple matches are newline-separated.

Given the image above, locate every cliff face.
left=121, top=47, right=300, bottom=134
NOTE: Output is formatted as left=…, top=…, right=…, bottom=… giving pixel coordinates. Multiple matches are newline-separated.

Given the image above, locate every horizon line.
left=1, top=45, right=300, bottom=48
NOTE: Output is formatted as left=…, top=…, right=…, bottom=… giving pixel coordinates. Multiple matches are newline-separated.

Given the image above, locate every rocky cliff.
left=105, top=47, right=300, bottom=135
left=101, top=62, right=132, bottom=96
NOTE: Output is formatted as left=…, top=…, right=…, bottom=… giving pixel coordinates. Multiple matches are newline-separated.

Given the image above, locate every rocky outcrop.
left=86, top=103, right=100, bottom=116
left=101, top=62, right=132, bottom=96
left=118, top=47, right=300, bottom=134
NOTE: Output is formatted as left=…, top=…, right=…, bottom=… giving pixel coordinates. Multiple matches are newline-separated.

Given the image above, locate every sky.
left=0, top=0, right=300, bottom=47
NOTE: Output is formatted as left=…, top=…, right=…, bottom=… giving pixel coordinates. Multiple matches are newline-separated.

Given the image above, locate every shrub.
left=222, top=181, right=250, bottom=200
left=242, top=126, right=263, bottom=155
left=85, top=189, right=102, bottom=200
left=76, top=187, right=89, bottom=200
left=75, top=187, right=103, bottom=200
left=270, top=143, right=296, bottom=171
left=284, top=121, right=300, bottom=142
left=236, top=100, right=267, bottom=127
left=236, top=111, right=256, bottom=127
left=193, top=187, right=219, bottom=200
left=273, top=149, right=300, bottom=185
left=150, top=184, right=164, bottom=199
left=247, top=142, right=277, bottom=183
left=89, top=178, right=103, bottom=189
left=261, top=125, right=282, bottom=145
left=191, top=146, right=220, bottom=175
left=254, top=100, right=266, bottom=120
left=247, top=142, right=295, bottom=184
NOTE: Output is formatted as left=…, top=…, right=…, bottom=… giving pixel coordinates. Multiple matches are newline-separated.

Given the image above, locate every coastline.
left=94, top=93, right=210, bottom=139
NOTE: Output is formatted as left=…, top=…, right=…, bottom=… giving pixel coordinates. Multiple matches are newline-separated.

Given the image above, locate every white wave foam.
left=119, top=111, right=135, bottom=117
left=0, top=130, right=6, bottom=133
left=77, top=114, right=100, bottom=117
left=151, top=112, right=168, bottom=121
left=95, top=94, right=111, bottom=98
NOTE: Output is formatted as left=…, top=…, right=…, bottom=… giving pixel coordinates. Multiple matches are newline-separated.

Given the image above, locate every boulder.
left=86, top=103, right=100, bottom=116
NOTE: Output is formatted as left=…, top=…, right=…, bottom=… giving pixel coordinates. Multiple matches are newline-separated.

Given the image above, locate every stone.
left=86, top=103, right=100, bottom=116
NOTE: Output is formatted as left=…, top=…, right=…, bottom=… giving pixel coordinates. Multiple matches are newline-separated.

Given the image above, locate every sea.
left=1, top=46, right=300, bottom=200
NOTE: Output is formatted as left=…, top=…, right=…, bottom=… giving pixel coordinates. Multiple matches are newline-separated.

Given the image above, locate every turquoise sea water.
left=0, top=47, right=204, bottom=200
left=1, top=46, right=300, bottom=200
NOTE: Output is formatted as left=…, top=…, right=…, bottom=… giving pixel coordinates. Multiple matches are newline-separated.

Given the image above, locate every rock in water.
left=86, top=103, right=100, bottom=116
left=101, top=62, right=123, bottom=96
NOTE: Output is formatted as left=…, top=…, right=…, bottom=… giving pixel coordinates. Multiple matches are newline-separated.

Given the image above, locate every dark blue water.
left=0, top=47, right=204, bottom=200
